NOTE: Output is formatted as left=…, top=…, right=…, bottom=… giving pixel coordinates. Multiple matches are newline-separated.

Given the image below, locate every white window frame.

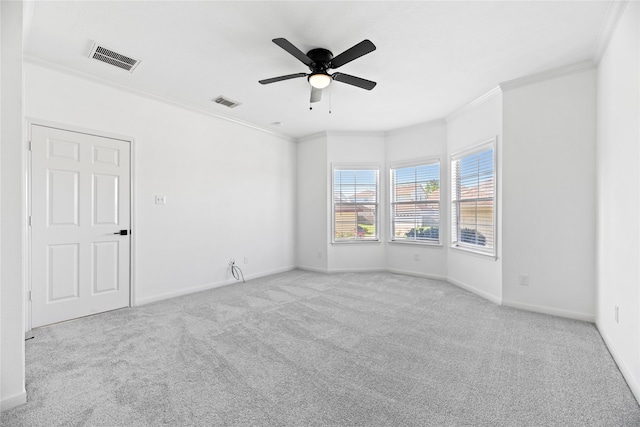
left=331, top=164, right=380, bottom=244
left=450, top=138, right=497, bottom=258
left=389, top=157, right=441, bottom=245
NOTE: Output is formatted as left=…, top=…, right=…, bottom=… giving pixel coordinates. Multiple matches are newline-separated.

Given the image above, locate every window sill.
left=450, top=244, right=497, bottom=260
left=332, top=240, right=381, bottom=245
left=389, top=240, right=442, bottom=248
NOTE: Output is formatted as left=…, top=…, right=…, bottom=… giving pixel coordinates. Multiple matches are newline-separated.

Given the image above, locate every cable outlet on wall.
left=317, top=251, right=322, bottom=259
left=518, top=274, right=529, bottom=286
left=413, top=253, right=420, bottom=261
left=154, top=195, right=166, bottom=205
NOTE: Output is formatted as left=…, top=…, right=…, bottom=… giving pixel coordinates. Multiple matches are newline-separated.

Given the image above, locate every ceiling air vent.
left=213, top=96, right=241, bottom=108
left=88, top=42, right=140, bottom=72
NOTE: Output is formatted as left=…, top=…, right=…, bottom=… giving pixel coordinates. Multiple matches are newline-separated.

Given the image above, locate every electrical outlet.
left=615, top=306, right=619, bottom=324
left=317, top=251, right=322, bottom=258
left=154, top=195, right=166, bottom=205
left=228, top=259, right=235, bottom=267
left=518, top=274, right=529, bottom=286
left=414, top=253, right=420, bottom=261
left=244, top=256, right=249, bottom=264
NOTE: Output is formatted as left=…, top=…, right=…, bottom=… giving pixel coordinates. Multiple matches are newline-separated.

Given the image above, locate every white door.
left=31, top=125, right=131, bottom=328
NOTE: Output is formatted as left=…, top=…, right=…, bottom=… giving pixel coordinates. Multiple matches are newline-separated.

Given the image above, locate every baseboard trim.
left=296, top=265, right=329, bottom=274
left=446, top=277, right=502, bottom=305
left=326, top=267, right=387, bottom=273
left=386, top=268, right=447, bottom=282
left=135, top=266, right=296, bottom=306
left=502, top=299, right=594, bottom=322
left=1, top=390, right=27, bottom=411
left=135, top=280, right=230, bottom=306
left=596, top=322, right=640, bottom=405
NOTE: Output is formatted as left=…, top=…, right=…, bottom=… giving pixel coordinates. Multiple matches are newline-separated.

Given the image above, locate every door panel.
left=93, top=174, right=119, bottom=225
left=48, top=137, right=80, bottom=161
left=47, top=243, right=80, bottom=301
left=31, top=125, right=131, bottom=327
left=92, top=241, right=119, bottom=294
left=48, top=170, right=79, bottom=226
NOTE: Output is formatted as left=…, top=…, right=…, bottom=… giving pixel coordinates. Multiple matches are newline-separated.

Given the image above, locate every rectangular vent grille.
left=89, top=43, right=140, bottom=72
left=213, top=96, right=241, bottom=108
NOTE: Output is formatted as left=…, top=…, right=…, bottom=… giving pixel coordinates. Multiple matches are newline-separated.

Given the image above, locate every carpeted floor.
left=2, top=270, right=639, bottom=426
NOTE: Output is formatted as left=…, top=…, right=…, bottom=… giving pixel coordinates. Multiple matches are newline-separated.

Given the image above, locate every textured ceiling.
left=23, top=1, right=614, bottom=139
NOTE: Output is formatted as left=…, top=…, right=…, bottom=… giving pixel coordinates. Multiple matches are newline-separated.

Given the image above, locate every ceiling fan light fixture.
left=308, top=73, right=332, bottom=89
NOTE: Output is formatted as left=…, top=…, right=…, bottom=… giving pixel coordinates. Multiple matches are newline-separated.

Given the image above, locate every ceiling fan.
left=259, top=38, right=377, bottom=103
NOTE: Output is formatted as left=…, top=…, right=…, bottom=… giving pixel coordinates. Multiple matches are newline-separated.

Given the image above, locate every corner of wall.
left=594, top=0, right=640, bottom=406
left=1, top=0, right=26, bottom=412
left=1, top=391, right=26, bottom=412
left=447, top=277, right=502, bottom=305
left=596, top=321, right=640, bottom=404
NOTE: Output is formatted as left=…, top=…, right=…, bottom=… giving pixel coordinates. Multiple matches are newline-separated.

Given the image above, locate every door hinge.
left=28, top=216, right=32, bottom=226
left=27, top=291, right=32, bottom=302
left=28, top=140, right=32, bottom=151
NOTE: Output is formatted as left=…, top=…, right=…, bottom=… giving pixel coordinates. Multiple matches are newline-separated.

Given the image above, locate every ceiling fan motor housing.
left=307, top=48, right=333, bottom=73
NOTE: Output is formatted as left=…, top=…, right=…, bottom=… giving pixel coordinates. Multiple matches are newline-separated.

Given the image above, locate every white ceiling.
left=23, top=1, right=614, bottom=139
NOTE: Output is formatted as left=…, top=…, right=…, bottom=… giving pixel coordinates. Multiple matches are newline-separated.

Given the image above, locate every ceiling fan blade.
left=330, top=40, right=376, bottom=69
left=259, top=73, right=307, bottom=85
left=272, top=38, right=313, bottom=66
left=310, top=87, right=322, bottom=103
left=332, top=73, right=377, bottom=90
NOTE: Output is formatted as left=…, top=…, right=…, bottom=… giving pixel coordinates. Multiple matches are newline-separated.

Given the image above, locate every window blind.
left=333, top=168, right=379, bottom=241
left=390, top=161, right=440, bottom=243
left=451, top=145, right=495, bottom=253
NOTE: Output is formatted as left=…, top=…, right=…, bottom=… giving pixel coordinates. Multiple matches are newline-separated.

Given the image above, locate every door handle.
left=113, top=230, right=129, bottom=235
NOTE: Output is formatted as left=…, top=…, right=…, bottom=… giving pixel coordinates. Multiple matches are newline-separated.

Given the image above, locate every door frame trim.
left=25, top=118, right=136, bottom=331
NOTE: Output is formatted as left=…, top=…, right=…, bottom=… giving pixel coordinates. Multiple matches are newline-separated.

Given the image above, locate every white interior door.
left=31, top=124, right=131, bottom=328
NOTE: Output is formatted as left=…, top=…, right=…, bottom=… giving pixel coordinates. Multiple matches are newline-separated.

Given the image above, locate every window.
left=333, top=166, right=379, bottom=242
left=451, top=141, right=496, bottom=255
left=390, top=160, right=440, bottom=244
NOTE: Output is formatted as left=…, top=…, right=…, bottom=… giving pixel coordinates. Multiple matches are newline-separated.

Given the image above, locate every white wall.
left=326, top=132, right=386, bottom=272
left=1, top=0, right=27, bottom=411
left=296, top=132, right=387, bottom=273
left=296, top=133, right=328, bottom=272
left=24, top=62, right=297, bottom=305
left=384, top=121, right=448, bottom=279
left=502, top=69, right=597, bottom=321
left=596, top=1, right=640, bottom=401
left=445, top=91, right=503, bottom=304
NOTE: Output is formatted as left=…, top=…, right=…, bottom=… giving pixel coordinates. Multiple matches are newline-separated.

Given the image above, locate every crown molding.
left=385, top=118, right=447, bottom=137
left=23, top=55, right=295, bottom=143
left=445, top=86, right=502, bottom=123
left=326, top=130, right=385, bottom=139
left=499, top=60, right=596, bottom=92
left=592, top=0, right=628, bottom=64
left=297, top=130, right=386, bottom=143
left=296, top=131, right=328, bottom=143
